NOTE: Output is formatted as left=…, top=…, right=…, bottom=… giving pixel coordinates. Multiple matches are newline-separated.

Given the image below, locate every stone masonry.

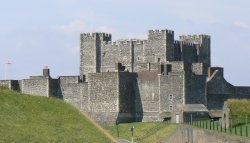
left=1, top=28, right=250, bottom=124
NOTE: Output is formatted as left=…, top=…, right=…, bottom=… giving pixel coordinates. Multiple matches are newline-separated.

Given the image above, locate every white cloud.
left=234, top=21, right=250, bottom=30
left=50, top=20, right=86, bottom=33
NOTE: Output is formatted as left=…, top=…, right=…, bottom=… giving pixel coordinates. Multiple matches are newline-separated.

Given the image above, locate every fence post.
left=224, top=123, right=226, bottom=133
left=230, top=124, right=232, bottom=134
left=240, top=125, right=242, bottom=136
left=217, top=122, right=218, bottom=131
left=209, top=120, right=211, bottom=130
left=246, top=126, right=248, bottom=137
left=191, top=114, right=193, bottom=126
left=235, top=126, right=237, bottom=135
left=212, top=121, right=214, bottom=130
left=221, top=123, right=222, bottom=132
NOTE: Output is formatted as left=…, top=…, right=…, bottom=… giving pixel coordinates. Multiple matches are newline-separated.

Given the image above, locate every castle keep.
left=1, top=29, right=250, bottom=124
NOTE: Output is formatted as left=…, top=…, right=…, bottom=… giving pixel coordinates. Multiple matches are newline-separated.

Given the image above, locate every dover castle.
left=1, top=29, right=250, bottom=124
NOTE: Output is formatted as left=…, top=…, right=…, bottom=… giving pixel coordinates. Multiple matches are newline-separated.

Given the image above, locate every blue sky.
left=1, top=0, right=250, bottom=86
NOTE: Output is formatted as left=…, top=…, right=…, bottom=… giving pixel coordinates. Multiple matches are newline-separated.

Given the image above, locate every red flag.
left=5, top=60, right=12, bottom=65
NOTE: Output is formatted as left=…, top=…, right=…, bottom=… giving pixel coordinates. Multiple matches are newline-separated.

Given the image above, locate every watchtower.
left=145, top=29, right=175, bottom=63
left=80, top=32, right=111, bottom=81
left=179, top=35, right=211, bottom=73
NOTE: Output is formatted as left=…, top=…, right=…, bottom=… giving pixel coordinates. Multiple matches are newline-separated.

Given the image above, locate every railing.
left=184, top=118, right=250, bottom=138
left=134, top=122, right=169, bottom=142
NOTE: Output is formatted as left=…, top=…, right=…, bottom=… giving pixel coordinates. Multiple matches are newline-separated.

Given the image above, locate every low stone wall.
left=0, top=80, right=20, bottom=90
left=163, top=125, right=250, bottom=143
left=22, top=78, right=49, bottom=97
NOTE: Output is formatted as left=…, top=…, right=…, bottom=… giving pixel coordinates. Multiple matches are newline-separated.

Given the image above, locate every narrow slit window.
left=169, top=105, right=173, bottom=111
left=169, top=94, right=173, bottom=100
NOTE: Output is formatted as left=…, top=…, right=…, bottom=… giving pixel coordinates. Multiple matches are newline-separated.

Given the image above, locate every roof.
left=209, top=110, right=222, bottom=118
left=176, top=104, right=208, bottom=112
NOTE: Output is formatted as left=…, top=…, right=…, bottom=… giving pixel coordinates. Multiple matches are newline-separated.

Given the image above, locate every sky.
left=0, top=0, right=250, bottom=86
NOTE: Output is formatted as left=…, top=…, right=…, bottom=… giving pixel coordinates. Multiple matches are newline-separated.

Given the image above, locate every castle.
left=1, top=29, right=250, bottom=124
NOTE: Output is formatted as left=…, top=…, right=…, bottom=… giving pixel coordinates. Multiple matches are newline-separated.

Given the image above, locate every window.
left=158, top=58, right=161, bottom=62
left=152, top=93, right=155, bottom=100
left=169, top=105, right=173, bottom=111
left=137, top=57, right=140, bottom=61
left=169, top=94, right=173, bottom=100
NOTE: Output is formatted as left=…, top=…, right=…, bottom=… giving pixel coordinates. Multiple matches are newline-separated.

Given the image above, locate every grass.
left=227, top=99, right=250, bottom=126
left=0, top=88, right=116, bottom=143
left=104, top=122, right=178, bottom=143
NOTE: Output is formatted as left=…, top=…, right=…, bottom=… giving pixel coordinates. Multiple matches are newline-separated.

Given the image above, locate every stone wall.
left=207, top=68, right=235, bottom=110
left=49, top=78, right=59, bottom=97
left=137, top=72, right=160, bottom=121
left=235, top=86, right=250, bottom=98
left=0, top=80, right=20, bottom=90
left=118, top=72, right=140, bottom=123
left=179, top=35, right=211, bottom=68
left=60, top=82, right=88, bottom=112
left=102, top=42, right=119, bottom=72
left=0, top=80, right=10, bottom=88
left=21, top=77, right=49, bottom=97
left=192, top=63, right=207, bottom=75
left=88, top=72, right=119, bottom=124
left=159, top=72, right=185, bottom=113
left=80, top=33, right=111, bottom=80
left=80, top=29, right=211, bottom=82
left=185, top=73, right=207, bottom=105
left=134, top=63, right=150, bottom=72
left=181, top=42, right=198, bottom=63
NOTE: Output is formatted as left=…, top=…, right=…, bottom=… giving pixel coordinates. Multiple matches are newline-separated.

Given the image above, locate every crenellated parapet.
left=103, top=39, right=145, bottom=46
left=148, top=29, right=174, bottom=35
left=80, top=32, right=112, bottom=41
left=179, top=34, right=210, bottom=45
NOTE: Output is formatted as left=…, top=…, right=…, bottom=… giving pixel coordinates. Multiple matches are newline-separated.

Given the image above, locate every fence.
left=184, top=118, right=250, bottom=138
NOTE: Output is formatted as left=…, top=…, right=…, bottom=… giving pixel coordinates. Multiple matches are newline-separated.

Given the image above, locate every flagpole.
left=4, top=60, right=12, bottom=80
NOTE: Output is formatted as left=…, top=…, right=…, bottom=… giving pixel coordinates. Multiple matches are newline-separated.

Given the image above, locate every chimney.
left=43, top=66, right=50, bottom=77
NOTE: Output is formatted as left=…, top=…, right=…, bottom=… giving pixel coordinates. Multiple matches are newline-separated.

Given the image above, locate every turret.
left=179, top=35, right=211, bottom=74
left=145, top=29, right=175, bottom=63
left=80, top=32, right=111, bottom=81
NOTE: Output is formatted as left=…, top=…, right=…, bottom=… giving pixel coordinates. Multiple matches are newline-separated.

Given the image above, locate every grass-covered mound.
left=104, top=122, right=177, bottom=143
left=227, top=99, right=250, bottom=126
left=0, top=88, right=116, bottom=143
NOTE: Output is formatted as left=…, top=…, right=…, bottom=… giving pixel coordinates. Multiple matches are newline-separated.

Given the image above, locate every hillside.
left=104, top=122, right=177, bottom=143
left=0, top=87, right=116, bottom=143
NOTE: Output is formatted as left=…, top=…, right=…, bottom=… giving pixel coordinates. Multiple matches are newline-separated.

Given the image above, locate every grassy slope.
left=0, top=88, right=116, bottom=143
left=104, top=122, right=177, bottom=143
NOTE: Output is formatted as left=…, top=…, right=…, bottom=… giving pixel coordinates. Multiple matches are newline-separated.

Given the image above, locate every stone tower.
left=144, top=29, right=175, bottom=63
left=179, top=35, right=211, bottom=73
left=80, top=33, right=111, bottom=81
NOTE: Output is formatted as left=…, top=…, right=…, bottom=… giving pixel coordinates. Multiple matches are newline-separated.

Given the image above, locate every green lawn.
left=0, top=88, right=116, bottom=143
left=104, top=122, right=178, bottom=143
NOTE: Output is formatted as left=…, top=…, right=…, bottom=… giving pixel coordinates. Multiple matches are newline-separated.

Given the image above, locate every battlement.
left=103, top=39, right=145, bottom=46
left=180, top=41, right=194, bottom=46
left=148, top=29, right=174, bottom=35
left=179, top=34, right=210, bottom=40
left=174, top=40, right=194, bottom=46
left=80, top=32, right=112, bottom=41
left=174, top=40, right=180, bottom=44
